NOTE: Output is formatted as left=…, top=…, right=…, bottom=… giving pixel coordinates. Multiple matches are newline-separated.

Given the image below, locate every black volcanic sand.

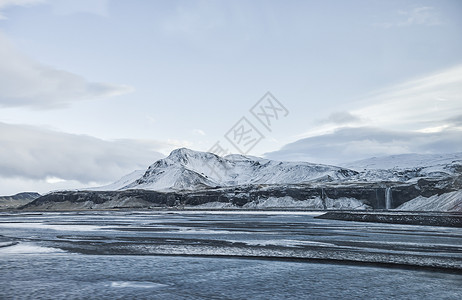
left=316, top=211, right=462, bottom=227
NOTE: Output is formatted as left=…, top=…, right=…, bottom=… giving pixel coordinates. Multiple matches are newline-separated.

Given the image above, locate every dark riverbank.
left=316, top=211, right=462, bottom=227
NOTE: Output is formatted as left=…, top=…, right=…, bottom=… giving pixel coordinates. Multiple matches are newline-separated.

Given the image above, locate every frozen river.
left=1, top=211, right=461, bottom=299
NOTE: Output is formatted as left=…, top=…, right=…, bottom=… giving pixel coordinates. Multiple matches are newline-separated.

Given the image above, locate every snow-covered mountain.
left=396, top=190, right=462, bottom=212
left=27, top=150, right=462, bottom=212
left=101, top=148, right=358, bottom=191
left=342, top=153, right=462, bottom=171
left=342, top=153, right=462, bottom=183
left=89, top=170, right=145, bottom=191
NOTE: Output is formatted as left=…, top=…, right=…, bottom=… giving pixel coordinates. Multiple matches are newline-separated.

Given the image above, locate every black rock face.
left=21, top=172, right=461, bottom=211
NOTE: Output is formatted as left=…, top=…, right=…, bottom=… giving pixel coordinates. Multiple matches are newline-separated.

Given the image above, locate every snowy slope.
left=88, top=170, right=145, bottom=191
left=396, top=190, right=462, bottom=212
left=117, top=148, right=358, bottom=191
left=342, top=153, right=462, bottom=171
left=342, top=153, right=462, bottom=183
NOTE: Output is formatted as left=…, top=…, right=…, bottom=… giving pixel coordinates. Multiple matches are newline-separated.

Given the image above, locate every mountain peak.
left=101, top=148, right=358, bottom=191
left=168, top=147, right=198, bottom=157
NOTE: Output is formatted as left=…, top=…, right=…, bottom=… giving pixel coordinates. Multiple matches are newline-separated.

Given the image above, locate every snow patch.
left=396, top=190, right=462, bottom=212
left=103, top=148, right=357, bottom=191
left=325, top=197, right=370, bottom=210
left=191, top=202, right=237, bottom=209
left=243, top=196, right=324, bottom=209
left=343, top=153, right=462, bottom=170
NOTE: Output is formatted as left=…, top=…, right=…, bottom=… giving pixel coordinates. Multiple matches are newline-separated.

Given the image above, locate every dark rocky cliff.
left=22, top=174, right=461, bottom=211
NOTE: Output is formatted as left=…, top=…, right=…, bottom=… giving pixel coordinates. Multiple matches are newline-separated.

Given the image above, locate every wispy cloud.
left=271, top=64, right=462, bottom=164
left=49, top=0, right=110, bottom=17
left=375, top=6, right=441, bottom=29
left=0, top=32, right=134, bottom=109
left=265, top=127, right=462, bottom=165
left=351, top=64, right=462, bottom=132
left=320, top=111, right=361, bottom=125
left=193, top=129, right=206, bottom=136
left=299, top=64, right=462, bottom=139
left=0, top=0, right=110, bottom=19
left=0, top=0, right=44, bottom=19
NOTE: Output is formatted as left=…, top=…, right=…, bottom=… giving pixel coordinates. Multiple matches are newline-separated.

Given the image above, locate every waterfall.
left=385, top=187, right=392, bottom=210
left=321, top=188, right=327, bottom=210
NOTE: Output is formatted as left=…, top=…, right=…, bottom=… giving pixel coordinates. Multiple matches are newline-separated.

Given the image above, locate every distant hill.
left=0, top=192, right=41, bottom=209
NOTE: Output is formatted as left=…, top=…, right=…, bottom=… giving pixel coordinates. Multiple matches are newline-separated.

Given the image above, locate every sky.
left=0, top=0, right=461, bottom=195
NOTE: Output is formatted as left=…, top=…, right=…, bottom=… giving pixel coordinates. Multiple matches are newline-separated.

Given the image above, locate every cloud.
left=0, top=0, right=44, bottom=19
left=399, top=7, right=441, bottom=26
left=49, top=0, right=109, bottom=17
left=161, top=1, right=227, bottom=37
left=445, top=115, right=462, bottom=127
left=375, top=6, right=441, bottom=28
left=265, top=126, right=462, bottom=165
left=0, top=0, right=110, bottom=19
left=0, top=32, right=134, bottom=109
left=321, top=111, right=361, bottom=125
left=352, top=65, right=462, bottom=132
left=193, top=129, right=206, bottom=136
left=0, top=122, right=165, bottom=184
left=299, top=64, right=462, bottom=141
left=274, top=64, right=462, bottom=165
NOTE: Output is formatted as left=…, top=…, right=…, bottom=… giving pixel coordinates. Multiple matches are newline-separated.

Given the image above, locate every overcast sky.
left=0, top=0, right=461, bottom=195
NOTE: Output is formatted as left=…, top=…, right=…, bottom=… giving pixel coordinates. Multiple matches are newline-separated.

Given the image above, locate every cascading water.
left=321, top=188, right=327, bottom=209
left=385, top=187, right=392, bottom=210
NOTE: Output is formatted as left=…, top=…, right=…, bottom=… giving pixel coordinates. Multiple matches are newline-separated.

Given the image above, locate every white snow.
left=0, top=222, right=104, bottom=231
left=396, top=190, right=462, bottom=212
left=77, top=149, right=461, bottom=212
left=0, top=242, right=65, bottom=254
left=343, top=152, right=462, bottom=171
left=243, top=196, right=324, bottom=209
left=85, top=150, right=462, bottom=193
left=115, top=148, right=357, bottom=191
left=190, top=202, right=237, bottom=209
left=242, top=196, right=369, bottom=210
left=341, top=152, right=462, bottom=183
left=88, top=170, right=145, bottom=191
left=325, top=197, right=370, bottom=210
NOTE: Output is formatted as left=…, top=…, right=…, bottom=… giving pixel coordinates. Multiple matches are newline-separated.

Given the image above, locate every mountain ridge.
left=21, top=149, right=462, bottom=212
left=102, top=148, right=359, bottom=191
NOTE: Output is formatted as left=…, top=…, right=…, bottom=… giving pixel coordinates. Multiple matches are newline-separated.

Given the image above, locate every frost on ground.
left=396, top=190, right=462, bottom=212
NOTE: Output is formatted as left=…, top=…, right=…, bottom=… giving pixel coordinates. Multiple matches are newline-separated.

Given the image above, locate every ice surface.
left=110, top=281, right=168, bottom=289
left=0, top=222, right=105, bottom=231
left=0, top=242, right=65, bottom=254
